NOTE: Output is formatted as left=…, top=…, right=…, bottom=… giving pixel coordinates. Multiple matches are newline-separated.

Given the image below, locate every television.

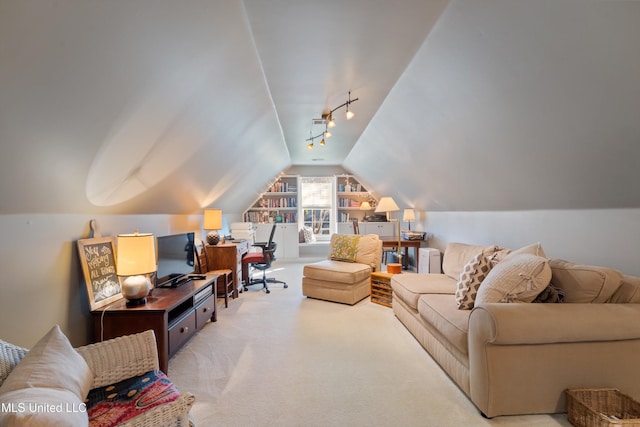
left=156, top=232, right=196, bottom=288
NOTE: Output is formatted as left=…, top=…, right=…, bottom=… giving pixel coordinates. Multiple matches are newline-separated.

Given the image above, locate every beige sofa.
left=391, top=242, right=640, bottom=418
left=302, top=234, right=382, bottom=305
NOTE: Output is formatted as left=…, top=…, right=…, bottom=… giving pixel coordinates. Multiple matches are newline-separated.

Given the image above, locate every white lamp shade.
left=116, top=233, right=156, bottom=276
left=403, top=209, right=416, bottom=221
left=360, top=201, right=371, bottom=210
left=204, top=209, right=222, bottom=230
left=375, top=197, right=400, bottom=213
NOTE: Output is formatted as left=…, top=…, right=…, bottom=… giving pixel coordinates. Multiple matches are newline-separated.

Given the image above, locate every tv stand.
left=91, top=274, right=219, bottom=373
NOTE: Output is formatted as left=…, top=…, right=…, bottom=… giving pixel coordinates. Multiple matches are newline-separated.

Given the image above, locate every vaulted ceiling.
left=1, top=0, right=639, bottom=215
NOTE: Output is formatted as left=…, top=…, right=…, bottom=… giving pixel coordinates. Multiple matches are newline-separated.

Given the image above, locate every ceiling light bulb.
left=320, top=138, right=325, bottom=146
left=328, top=115, right=336, bottom=128
left=325, top=130, right=332, bottom=138
left=345, top=108, right=354, bottom=120
left=308, top=142, right=313, bottom=149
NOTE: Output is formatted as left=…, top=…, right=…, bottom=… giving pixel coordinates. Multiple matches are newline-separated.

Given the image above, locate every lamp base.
left=125, top=297, right=147, bottom=307
left=206, top=231, right=220, bottom=245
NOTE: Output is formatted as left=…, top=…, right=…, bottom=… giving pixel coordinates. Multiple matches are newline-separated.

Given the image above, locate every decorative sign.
left=77, top=236, right=122, bottom=310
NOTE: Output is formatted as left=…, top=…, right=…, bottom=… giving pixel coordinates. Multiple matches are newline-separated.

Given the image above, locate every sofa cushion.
left=418, top=294, right=470, bottom=356
left=609, top=275, right=640, bottom=303
left=0, top=387, right=88, bottom=426
left=303, top=259, right=371, bottom=284
left=548, top=259, right=623, bottom=303
left=86, top=370, right=180, bottom=427
left=509, top=242, right=547, bottom=258
left=442, top=242, right=492, bottom=280
left=391, top=273, right=457, bottom=310
left=355, top=234, right=382, bottom=270
left=476, top=254, right=552, bottom=304
left=0, top=325, right=92, bottom=399
left=0, top=340, right=27, bottom=387
left=329, top=234, right=360, bottom=262
left=455, top=250, right=494, bottom=310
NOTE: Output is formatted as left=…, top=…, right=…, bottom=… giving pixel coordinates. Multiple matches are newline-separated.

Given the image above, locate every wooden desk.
left=378, top=236, right=425, bottom=271
left=91, top=274, right=218, bottom=373
left=205, top=240, right=249, bottom=297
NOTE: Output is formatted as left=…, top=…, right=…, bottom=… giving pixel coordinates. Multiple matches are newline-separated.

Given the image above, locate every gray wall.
left=420, top=208, right=640, bottom=277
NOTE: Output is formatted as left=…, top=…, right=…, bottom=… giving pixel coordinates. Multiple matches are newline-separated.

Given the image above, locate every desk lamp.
left=403, top=209, right=416, bottom=230
left=117, top=231, right=156, bottom=307
left=204, top=209, right=223, bottom=245
left=375, top=197, right=401, bottom=265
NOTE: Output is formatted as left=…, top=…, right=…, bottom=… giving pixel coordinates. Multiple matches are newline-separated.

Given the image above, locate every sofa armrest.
left=470, top=303, right=640, bottom=345
left=75, top=330, right=159, bottom=389
left=468, top=303, right=640, bottom=417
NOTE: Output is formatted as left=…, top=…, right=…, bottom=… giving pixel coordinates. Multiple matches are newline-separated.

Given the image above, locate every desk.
left=206, top=240, right=249, bottom=297
left=378, top=236, right=425, bottom=271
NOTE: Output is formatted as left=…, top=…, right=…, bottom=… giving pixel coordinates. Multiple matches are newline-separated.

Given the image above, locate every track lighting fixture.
left=305, top=91, right=359, bottom=150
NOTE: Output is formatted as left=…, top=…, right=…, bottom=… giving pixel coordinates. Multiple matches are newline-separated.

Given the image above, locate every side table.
left=370, top=271, right=396, bottom=308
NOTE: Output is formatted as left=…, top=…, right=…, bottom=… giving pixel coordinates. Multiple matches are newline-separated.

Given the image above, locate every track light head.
left=345, top=107, right=354, bottom=120
left=308, top=142, right=313, bottom=149
left=327, top=113, right=336, bottom=128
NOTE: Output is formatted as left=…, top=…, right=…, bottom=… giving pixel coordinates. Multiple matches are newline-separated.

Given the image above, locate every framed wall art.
left=77, top=236, right=122, bottom=310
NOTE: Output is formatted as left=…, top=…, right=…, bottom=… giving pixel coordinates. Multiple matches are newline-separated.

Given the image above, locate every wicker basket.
left=566, top=388, right=640, bottom=427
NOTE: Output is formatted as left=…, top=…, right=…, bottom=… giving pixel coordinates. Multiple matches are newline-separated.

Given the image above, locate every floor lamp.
left=375, top=197, right=401, bottom=266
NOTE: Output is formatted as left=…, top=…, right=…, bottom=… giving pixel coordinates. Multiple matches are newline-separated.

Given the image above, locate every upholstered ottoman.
left=302, top=234, right=382, bottom=305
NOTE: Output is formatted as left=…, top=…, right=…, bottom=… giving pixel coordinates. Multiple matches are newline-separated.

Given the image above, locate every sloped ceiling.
left=1, top=0, right=639, bottom=215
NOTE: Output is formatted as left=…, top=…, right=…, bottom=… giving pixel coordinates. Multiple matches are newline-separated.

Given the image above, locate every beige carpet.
left=169, top=260, right=571, bottom=427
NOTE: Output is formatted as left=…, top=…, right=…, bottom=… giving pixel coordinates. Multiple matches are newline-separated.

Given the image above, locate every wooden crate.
left=370, top=271, right=395, bottom=308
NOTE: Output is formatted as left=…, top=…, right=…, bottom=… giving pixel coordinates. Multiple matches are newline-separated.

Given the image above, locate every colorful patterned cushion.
left=455, top=251, right=493, bottom=310
left=329, top=234, right=361, bottom=263
left=86, top=370, right=180, bottom=427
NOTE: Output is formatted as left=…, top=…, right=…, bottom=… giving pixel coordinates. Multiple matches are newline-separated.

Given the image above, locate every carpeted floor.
left=169, top=259, right=571, bottom=427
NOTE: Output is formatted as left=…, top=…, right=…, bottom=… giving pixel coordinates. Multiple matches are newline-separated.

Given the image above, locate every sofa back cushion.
left=355, top=234, right=382, bottom=271
left=442, top=242, right=490, bottom=280
left=607, top=275, right=640, bottom=303
left=548, top=259, right=623, bottom=303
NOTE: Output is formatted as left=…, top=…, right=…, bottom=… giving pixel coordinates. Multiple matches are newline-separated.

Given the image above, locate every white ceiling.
left=1, top=0, right=639, bottom=215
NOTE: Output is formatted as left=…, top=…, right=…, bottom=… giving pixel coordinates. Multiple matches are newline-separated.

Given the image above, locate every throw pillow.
left=455, top=251, right=493, bottom=310
left=329, top=234, right=361, bottom=262
left=0, top=387, right=88, bottom=426
left=475, top=254, right=552, bottom=304
left=0, top=325, right=92, bottom=400
left=0, top=340, right=28, bottom=387
left=302, top=226, right=315, bottom=243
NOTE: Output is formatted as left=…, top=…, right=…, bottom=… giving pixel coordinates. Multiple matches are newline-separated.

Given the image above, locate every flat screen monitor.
left=156, top=232, right=195, bottom=287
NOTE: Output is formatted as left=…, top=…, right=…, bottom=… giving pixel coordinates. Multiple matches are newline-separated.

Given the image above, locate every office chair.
left=241, top=224, right=287, bottom=294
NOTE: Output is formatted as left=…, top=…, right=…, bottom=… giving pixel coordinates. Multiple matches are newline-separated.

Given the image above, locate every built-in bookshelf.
left=336, top=174, right=375, bottom=223
left=243, top=175, right=299, bottom=224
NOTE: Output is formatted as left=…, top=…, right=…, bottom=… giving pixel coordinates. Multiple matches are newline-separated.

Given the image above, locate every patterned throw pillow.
left=302, top=226, right=314, bottom=243
left=329, top=234, right=361, bottom=262
left=455, top=251, right=493, bottom=310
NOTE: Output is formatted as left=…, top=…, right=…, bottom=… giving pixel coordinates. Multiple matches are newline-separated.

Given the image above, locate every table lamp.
left=375, top=196, right=402, bottom=265
left=116, top=231, right=156, bottom=307
left=204, top=209, right=223, bottom=245
left=403, top=209, right=416, bottom=230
